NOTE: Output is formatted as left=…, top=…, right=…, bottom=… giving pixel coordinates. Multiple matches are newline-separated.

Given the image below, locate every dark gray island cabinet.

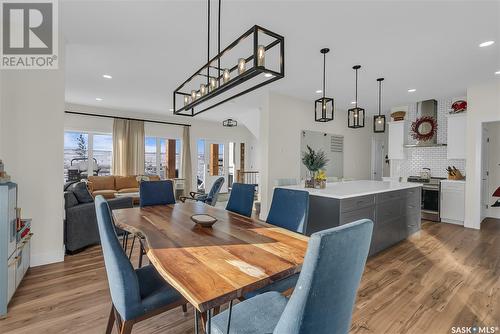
left=281, top=181, right=422, bottom=256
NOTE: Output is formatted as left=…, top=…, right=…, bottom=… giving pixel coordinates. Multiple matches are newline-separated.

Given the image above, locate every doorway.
left=204, top=141, right=229, bottom=193
left=483, top=121, right=500, bottom=220
left=371, top=137, right=385, bottom=181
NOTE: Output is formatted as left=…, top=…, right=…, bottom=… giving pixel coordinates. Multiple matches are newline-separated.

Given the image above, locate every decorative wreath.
left=411, top=116, right=438, bottom=141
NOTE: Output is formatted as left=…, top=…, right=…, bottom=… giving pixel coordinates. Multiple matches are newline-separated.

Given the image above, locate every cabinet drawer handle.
left=8, top=256, right=20, bottom=267
left=408, top=205, right=415, bottom=209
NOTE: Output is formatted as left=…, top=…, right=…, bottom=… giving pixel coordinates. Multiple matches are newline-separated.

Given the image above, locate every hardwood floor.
left=1, top=219, right=499, bottom=334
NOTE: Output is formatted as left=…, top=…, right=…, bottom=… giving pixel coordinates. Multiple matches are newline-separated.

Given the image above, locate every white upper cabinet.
left=388, top=121, right=407, bottom=160
left=447, top=113, right=467, bottom=159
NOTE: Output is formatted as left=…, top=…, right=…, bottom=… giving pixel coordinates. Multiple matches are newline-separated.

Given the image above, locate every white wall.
left=0, top=61, right=65, bottom=266
left=465, top=81, right=500, bottom=229
left=486, top=121, right=500, bottom=219
left=259, top=92, right=375, bottom=219
left=64, top=103, right=258, bottom=192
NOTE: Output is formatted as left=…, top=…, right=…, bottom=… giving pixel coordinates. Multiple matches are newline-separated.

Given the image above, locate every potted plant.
left=301, top=145, right=329, bottom=188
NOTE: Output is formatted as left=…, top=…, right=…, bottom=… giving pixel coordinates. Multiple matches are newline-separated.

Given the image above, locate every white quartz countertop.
left=280, top=180, right=422, bottom=199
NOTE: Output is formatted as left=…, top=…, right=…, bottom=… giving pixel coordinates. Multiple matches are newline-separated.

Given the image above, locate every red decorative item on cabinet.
left=451, top=100, right=467, bottom=113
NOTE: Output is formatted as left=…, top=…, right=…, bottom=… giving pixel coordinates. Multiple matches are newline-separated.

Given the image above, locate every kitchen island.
left=281, top=180, right=422, bottom=255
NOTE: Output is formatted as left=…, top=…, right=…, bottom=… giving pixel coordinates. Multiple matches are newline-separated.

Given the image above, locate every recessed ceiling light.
left=479, top=41, right=495, bottom=48
left=95, top=97, right=103, bottom=101
left=102, top=74, right=112, bottom=79
left=315, top=90, right=322, bottom=94
left=264, top=73, right=273, bottom=78
left=495, top=70, right=500, bottom=75
left=351, top=101, right=356, bottom=104
left=408, top=89, right=416, bottom=93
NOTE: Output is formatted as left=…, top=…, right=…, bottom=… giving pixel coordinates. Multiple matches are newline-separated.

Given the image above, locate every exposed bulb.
left=200, top=84, right=207, bottom=96
left=238, top=58, right=246, bottom=75
left=223, top=69, right=230, bottom=84
left=257, top=45, right=265, bottom=67
left=191, top=90, right=197, bottom=101
left=210, top=77, right=217, bottom=91
left=183, top=95, right=190, bottom=106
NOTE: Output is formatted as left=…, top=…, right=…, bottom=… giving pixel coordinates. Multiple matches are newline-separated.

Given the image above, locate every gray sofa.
left=64, top=182, right=133, bottom=253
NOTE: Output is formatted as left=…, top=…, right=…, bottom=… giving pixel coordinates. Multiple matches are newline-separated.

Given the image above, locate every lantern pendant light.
left=314, top=48, right=334, bottom=122
left=373, top=78, right=386, bottom=133
left=347, top=65, right=365, bottom=128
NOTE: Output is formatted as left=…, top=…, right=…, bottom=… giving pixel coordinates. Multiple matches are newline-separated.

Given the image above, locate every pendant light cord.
left=378, top=80, right=382, bottom=116
left=218, top=0, right=221, bottom=80
left=322, top=53, right=326, bottom=99
left=355, top=68, right=358, bottom=108
left=207, top=0, right=210, bottom=86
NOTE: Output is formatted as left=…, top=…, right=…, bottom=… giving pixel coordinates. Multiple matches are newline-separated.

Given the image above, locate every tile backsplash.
left=390, top=97, right=466, bottom=179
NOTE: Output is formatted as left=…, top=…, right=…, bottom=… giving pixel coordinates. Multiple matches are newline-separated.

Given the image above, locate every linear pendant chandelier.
left=315, top=48, right=334, bottom=122
left=173, top=0, right=285, bottom=117
left=373, top=77, right=386, bottom=133
left=347, top=65, right=365, bottom=129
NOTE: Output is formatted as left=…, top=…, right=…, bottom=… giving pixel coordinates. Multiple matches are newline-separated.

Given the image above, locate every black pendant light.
left=173, top=0, right=284, bottom=117
left=373, top=78, right=386, bottom=133
left=315, top=48, right=334, bottom=122
left=347, top=65, right=365, bottom=129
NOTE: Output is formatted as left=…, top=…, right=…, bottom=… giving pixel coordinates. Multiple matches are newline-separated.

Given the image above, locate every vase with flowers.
left=301, top=145, right=329, bottom=188
left=315, top=170, right=327, bottom=189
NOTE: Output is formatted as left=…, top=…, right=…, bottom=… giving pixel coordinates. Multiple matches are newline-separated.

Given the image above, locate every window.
left=64, top=131, right=112, bottom=182
left=93, top=134, right=112, bottom=176
left=64, top=131, right=89, bottom=181
left=145, top=137, right=181, bottom=179
left=145, top=137, right=157, bottom=176
left=197, top=139, right=205, bottom=191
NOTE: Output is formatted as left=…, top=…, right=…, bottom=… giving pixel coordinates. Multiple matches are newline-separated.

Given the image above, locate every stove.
left=407, top=176, right=445, bottom=222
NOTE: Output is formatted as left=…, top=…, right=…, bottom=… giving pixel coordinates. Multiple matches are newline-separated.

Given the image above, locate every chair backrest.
left=274, top=219, right=373, bottom=334
left=225, top=183, right=255, bottom=217
left=267, top=188, right=309, bottom=233
left=94, top=196, right=142, bottom=320
left=206, top=177, right=225, bottom=206
left=274, top=178, right=299, bottom=187
left=139, top=180, right=175, bottom=207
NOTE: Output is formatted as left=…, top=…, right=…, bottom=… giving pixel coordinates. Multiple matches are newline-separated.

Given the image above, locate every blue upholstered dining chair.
left=180, top=177, right=224, bottom=206
left=94, top=196, right=186, bottom=334
left=225, top=183, right=255, bottom=217
left=139, top=180, right=176, bottom=207
left=243, top=188, right=309, bottom=299
left=210, top=219, right=373, bottom=334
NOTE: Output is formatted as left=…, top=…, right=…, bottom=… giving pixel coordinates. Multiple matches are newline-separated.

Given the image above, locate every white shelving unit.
left=0, top=182, right=31, bottom=318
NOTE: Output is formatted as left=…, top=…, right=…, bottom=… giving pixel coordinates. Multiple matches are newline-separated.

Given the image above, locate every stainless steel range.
left=407, top=175, right=445, bottom=222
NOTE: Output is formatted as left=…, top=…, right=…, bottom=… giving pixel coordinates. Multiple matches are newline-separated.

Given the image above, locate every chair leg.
left=128, top=235, right=136, bottom=260
left=105, top=306, right=115, bottom=334
left=182, top=303, right=188, bottom=313
left=120, top=320, right=134, bottom=334
left=138, top=242, right=144, bottom=268
left=213, top=305, right=220, bottom=315
left=114, top=308, right=123, bottom=333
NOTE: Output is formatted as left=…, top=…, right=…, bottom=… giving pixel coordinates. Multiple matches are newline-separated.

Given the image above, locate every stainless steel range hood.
left=404, top=99, right=447, bottom=148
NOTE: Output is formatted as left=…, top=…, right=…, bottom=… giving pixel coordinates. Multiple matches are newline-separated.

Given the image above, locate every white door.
left=481, top=126, right=490, bottom=221
left=205, top=141, right=229, bottom=193
left=371, top=138, right=384, bottom=181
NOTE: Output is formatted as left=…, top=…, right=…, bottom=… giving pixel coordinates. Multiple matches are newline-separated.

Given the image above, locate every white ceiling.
left=63, top=0, right=500, bottom=124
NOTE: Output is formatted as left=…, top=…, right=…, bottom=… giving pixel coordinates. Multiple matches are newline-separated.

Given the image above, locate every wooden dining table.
left=112, top=201, right=309, bottom=330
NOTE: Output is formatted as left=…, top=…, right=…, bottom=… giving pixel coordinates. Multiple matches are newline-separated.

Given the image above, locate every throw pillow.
left=71, top=182, right=94, bottom=203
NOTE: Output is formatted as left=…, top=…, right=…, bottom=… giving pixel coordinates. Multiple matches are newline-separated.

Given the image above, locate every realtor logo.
left=1, top=0, right=58, bottom=69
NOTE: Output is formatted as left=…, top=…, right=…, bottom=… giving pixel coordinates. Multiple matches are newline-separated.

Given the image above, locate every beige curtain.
left=112, top=119, right=145, bottom=176
left=181, top=126, right=192, bottom=195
